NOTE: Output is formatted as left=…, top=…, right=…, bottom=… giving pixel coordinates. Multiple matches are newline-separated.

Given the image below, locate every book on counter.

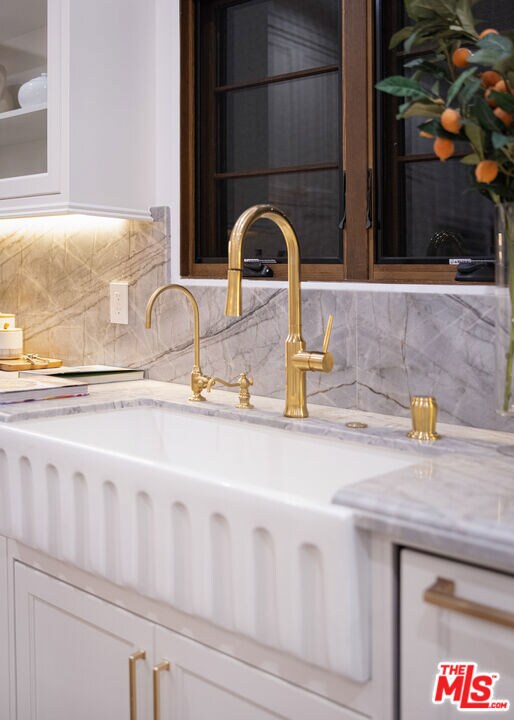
left=0, top=376, right=89, bottom=404
left=19, top=364, right=145, bottom=384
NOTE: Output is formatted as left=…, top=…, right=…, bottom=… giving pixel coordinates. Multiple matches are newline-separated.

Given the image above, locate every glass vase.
left=495, top=202, right=514, bottom=415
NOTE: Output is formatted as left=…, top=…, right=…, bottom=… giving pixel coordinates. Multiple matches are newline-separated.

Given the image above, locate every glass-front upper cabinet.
left=0, top=0, right=155, bottom=221
left=0, top=0, right=51, bottom=188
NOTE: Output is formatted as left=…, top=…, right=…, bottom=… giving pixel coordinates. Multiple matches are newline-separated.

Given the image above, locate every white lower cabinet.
left=14, top=561, right=154, bottom=720
left=401, top=549, right=514, bottom=719
left=153, top=625, right=357, bottom=720
left=13, top=562, right=363, bottom=720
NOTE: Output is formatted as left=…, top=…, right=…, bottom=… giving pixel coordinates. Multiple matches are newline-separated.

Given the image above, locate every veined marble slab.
left=1, top=207, right=513, bottom=432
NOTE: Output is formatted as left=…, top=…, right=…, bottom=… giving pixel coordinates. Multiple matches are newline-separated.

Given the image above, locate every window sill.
left=174, top=275, right=496, bottom=297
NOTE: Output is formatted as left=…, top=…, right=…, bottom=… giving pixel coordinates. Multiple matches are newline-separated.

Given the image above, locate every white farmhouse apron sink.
left=0, top=405, right=417, bottom=683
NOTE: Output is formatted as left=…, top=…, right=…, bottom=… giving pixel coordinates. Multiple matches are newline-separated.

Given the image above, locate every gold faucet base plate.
left=407, top=430, right=441, bottom=441
left=189, top=395, right=206, bottom=402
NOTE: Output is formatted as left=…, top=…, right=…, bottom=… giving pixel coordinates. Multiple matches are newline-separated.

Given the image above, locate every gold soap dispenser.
left=407, top=396, right=441, bottom=441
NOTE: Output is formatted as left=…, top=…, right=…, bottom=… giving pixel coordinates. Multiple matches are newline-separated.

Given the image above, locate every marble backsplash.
left=0, top=208, right=511, bottom=433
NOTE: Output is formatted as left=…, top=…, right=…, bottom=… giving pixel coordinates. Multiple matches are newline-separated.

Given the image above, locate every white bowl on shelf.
left=18, top=73, right=47, bottom=108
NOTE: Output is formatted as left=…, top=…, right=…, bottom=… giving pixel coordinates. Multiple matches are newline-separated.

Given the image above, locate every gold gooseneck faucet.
left=225, top=204, right=334, bottom=418
left=145, top=284, right=212, bottom=402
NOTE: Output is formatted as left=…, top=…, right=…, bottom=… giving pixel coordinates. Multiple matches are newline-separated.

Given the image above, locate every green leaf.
left=469, top=34, right=513, bottom=67
left=473, top=96, right=505, bottom=131
left=464, top=122, right=485, bottom=157
left=389, top=25, right=416, bottom=49
left=375, top=76, right=429, bottom=98
left=459, top=76, right=482, bottom=105
left=455, top=0, right=478, bottom=37
left=446, top=66, right=477, bottom=105
left=418, top=118, right=456, bottom=137
left=489, top=90, right=514, bottom=114
left=405, top=0, right=457, bottom=22
left=404, top=19, right=447, bottom=51
left=404, top=58, right=451, bottom=81
left=399, top=99, right=445, bottom=119
left=492, top=131, right=514, bottom=149
left=461, top=153, right=480, bottom=164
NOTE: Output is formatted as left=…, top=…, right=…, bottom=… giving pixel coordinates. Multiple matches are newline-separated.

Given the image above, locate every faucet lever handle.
left=322, top=315, right=333, bottom=354
left=291, top=314, right=335, bottom=374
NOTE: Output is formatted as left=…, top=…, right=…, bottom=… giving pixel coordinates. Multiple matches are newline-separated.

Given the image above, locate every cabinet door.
left=401, top=549, right=514, bottom=719
left=154, top=626, right=362, bottom=720
left=14, top=562, right=153, bottom=720
left=0, top=0, right=62, bottom=200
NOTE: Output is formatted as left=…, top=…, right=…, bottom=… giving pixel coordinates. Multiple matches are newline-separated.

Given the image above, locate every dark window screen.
left=195, top=0, right=343, bottom=264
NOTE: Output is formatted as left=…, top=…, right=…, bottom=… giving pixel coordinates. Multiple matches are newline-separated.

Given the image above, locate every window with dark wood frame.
left=181, top=0, right=369, bottom=282
left=181, top=0, right=507, bottom=283
left=373, top=0, right=513, bottom=283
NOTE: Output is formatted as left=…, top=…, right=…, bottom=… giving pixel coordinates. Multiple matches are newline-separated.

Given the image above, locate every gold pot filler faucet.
left=225, top=204, right=334, bottom=419
left=145, top=284, right=253, bottom=407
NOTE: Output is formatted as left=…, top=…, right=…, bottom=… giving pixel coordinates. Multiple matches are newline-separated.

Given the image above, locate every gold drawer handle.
left=424, top=577, right=514, bottom=630
left=129, top=650, right=146, bottom=720
left=153, top=659, right=171, bottom=720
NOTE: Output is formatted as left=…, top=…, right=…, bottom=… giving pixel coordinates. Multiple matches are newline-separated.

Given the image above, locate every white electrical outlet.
left=109, top=281, right=129, bottom=324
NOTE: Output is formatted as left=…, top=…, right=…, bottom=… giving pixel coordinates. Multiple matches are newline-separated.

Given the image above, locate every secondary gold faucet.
left=145, top=284, right=212, bottom=402
left=225, top=204, right=334, bottom=418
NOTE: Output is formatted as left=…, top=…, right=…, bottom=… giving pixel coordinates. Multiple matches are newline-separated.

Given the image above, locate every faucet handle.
left=322, top=314, right=333, bottom=354
left=205, top=372, right=254, bottom=409
left=291, top=314, right=334, bottom=374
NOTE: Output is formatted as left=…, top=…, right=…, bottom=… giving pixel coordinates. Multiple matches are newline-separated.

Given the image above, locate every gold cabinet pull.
left=153, top=660, right=171, bottom=720
left=424, top=577, right=514, bottom=630
left=129, top=650, right=146, bottom=720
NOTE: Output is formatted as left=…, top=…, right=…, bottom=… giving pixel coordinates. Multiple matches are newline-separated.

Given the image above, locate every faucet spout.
left=225, top=205, right=302, bottom=337
left=145, top=284, right=210, bottom=401
left=225, top=204, right=333, bottom=418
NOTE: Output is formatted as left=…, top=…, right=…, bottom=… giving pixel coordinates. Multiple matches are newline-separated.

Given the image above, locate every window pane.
left=474, top=0, right=513, bottom=32
left=204, top=170, right=342, bottom=262
left=377, top=0, right=512, bottom=266
left=381, top=160, right=495, bottom=260
left=221, top=0, right=339, bottom=85
left=221, top=73, right=339, bottom=172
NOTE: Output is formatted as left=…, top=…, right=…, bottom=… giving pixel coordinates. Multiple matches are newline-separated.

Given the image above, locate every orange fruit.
left=419, top=130, right=434, bottom=139
left=481, top=71, right=502, bottom=88
left=452, top=47, right=472, bottom=68
left=441, top=108, right=463, bottom=134
left=494, top=79, right=514, bottom=94
left=434, top=137, right=455, bottom=161
left=479, top=28, right=499, bottom=38
left=475, top=160, right=499, bottom=183
left=494, top=107, right=513, bottom=126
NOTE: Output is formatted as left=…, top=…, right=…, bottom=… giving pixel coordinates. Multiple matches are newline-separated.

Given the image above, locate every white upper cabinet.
left=0, top=0, right=155, bottom=220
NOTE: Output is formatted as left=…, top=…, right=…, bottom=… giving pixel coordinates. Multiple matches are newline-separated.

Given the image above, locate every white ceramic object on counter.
left=0, top=327, right=23, bottom=359
left=0, top=65, right=15, bottom=113
left=18, top=73, right=47, bottom=108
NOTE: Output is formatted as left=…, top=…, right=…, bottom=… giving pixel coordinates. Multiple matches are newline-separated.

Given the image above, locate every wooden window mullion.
left=342, top=0, right=370, bottom=280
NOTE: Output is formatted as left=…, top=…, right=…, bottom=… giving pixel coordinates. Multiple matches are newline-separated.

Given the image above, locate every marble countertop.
left=1, top=378, right=514, bottom=571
